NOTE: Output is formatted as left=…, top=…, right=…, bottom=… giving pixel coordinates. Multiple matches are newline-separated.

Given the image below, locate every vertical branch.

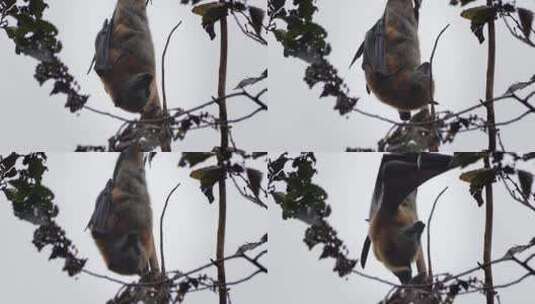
left=426, top=187, right=448, bottom=279
left=483, top=1, right=496, bottom=302
left=216, top=6, right=229, bottom=304
left=486, top=9, right=497, bottom=151
left=483, top=157, right=495, bottom=304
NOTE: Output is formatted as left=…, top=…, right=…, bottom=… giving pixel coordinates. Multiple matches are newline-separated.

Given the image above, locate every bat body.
left=94, top=0, right=161, bottom=118
left=87, top=145, right=159, bottom=276
left=360, top=153, right=454, bottom=283
left=351, top=0, right=433, bottom=121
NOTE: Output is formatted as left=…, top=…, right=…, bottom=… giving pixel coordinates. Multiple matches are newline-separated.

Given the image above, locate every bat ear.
left=407, top=221, right=425, bottom=235
left=403, top=221, right=425, bottom=242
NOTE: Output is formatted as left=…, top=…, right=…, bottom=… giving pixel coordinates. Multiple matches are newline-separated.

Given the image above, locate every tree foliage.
left=0, top=152, right=87, bottom=276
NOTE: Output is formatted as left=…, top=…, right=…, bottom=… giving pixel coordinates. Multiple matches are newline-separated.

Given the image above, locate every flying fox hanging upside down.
left=87, top=144, right=159, bottom=276
left=93, top=0, right=161, bottom=119
left=360, top=153, right=455, bottom=283
left=351, top=0, right=433, bottom=121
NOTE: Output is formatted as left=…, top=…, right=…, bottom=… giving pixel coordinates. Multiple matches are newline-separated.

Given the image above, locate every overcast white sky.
left=0, top=0, right=267, bottom=152
left=0, top=153, right=268, bottom=304
left=268, top=0, right=535, bottom=151
left=268, top=153, right=535, bottom=304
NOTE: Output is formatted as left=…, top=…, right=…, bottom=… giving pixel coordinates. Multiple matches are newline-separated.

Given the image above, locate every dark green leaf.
left=179, top=152, right=215, bottom=168
left=234, top=69, right=267, bottom=90
left=246, top=168, right=263, bottom=197
left=451, top=152, right=486, bottom=168
left=190, top=165, right=225, bottom=203
left=249, top=6, right=265, bottom=36
left=518, top=8, right=534, bottom=40
left=517, top=170, right=533, bottom=199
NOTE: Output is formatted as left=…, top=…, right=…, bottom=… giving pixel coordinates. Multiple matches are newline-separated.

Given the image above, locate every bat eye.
left=420, top=130, right=429, bottom=137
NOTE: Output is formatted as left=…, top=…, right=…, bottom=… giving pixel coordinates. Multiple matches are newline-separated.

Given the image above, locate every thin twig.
left=83, top=105, right=133, bottom=122
left=161, top=21, right=183, bottom=112
left=500, top=173, right=535, bottom=212
left=427, top=24, right=450, bottom=151
left=160, top=182, right=181, bottom=274
left=159, top=20, right=182, bottom=152
left=426, top=187, right=448, bottom=278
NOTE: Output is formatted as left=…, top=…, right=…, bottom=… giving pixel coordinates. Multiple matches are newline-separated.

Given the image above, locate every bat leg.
left=366, top=84, right=371, bottom=94
left=399, top=111, right=411, bottom=121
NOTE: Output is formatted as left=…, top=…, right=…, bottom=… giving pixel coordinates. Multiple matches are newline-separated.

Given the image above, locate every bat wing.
left=368, top=154, right=416, bottom=219
left=94, top=11, right=115, bottom=77
left=363, top=153, right=452, bottom=268
left=361, top=154, right=411, bottom=268
left=378, top=153, right=454, bottom=216
left=362, top=16, right=388, bottom=75
left=87, top=179, right=114, bottom=234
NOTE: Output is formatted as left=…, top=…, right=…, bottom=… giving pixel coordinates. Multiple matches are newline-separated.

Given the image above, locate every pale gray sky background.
left=268, top=0, right=535, bottom=151
left=0, top=0, right=267, bottom=151
left=0, top=153, right=268, bottom=304
left=268, top=153, right=535, bottom=304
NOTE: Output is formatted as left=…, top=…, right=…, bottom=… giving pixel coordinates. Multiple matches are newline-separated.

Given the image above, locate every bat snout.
left=412, top=221, right=425, bottom=233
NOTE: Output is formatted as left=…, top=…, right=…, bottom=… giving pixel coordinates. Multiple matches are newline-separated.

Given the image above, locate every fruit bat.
left=350, top=0, right=433, bottom=121
left=93, top=0, right=161, bottom=118
left=360, top=153, right=454, bottom=283
left=87, top=144, right=159, bottom=276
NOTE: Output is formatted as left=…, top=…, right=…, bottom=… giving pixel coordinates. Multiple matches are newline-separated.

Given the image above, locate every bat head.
left=117, top=73, right=154, bottom=113
left=102, top=232, right=149, bottom=275
left=401, top=221, right=425, bottom=243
